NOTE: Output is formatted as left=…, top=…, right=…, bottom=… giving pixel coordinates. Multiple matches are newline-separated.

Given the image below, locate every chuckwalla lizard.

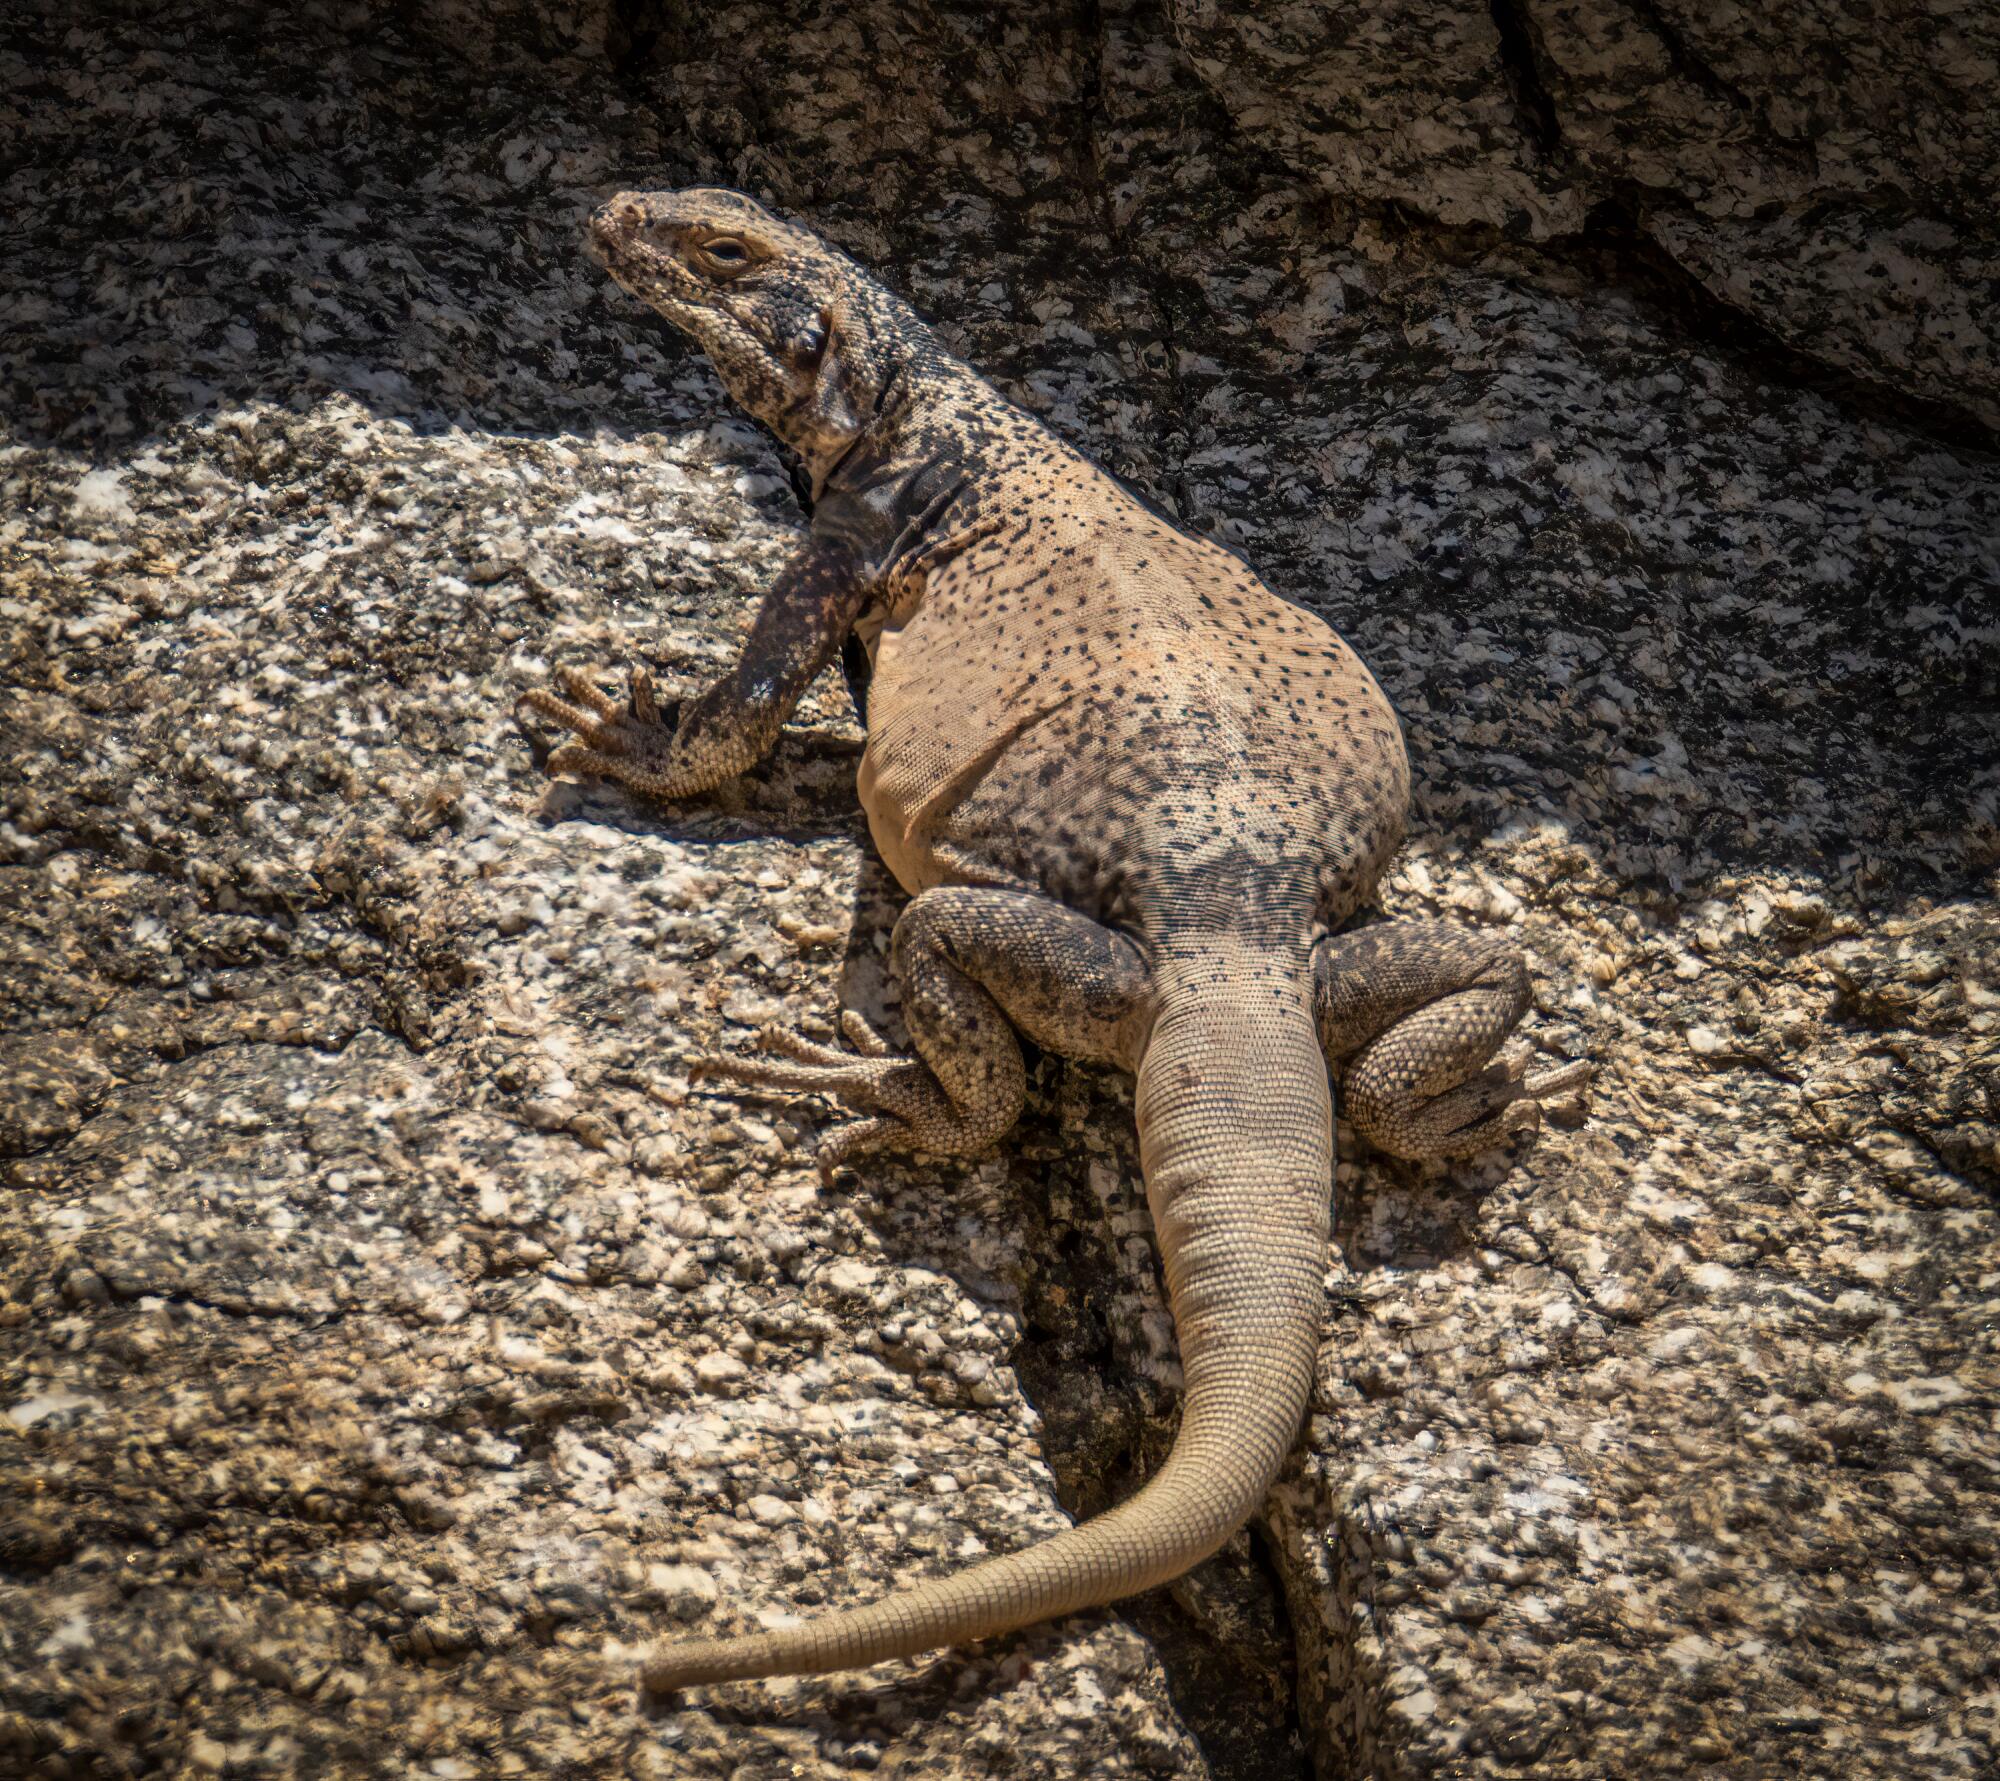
left=523, top=187, right=1588, bottom=1691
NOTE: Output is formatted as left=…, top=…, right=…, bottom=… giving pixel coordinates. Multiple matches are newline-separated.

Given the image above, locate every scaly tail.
left=640, top=939, right=1332, bottom=1692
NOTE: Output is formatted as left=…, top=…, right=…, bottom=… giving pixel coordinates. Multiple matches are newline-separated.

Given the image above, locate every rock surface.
left=1171, top=0, right=2000, bottom=429
left=3, top=3, right=1996, bottom=1779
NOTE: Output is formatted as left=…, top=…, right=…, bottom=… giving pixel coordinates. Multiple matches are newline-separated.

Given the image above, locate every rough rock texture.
left=1171, top=0, right=2000, bottom=429
left=3, top=2, right=1996, bottom=1779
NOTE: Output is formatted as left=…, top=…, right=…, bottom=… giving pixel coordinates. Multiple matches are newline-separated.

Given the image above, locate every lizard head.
left=588, top=187, right=908, bottom=484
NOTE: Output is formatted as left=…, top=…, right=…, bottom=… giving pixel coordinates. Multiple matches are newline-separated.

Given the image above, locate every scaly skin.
left=521, top=188, right=1589, bottom=1692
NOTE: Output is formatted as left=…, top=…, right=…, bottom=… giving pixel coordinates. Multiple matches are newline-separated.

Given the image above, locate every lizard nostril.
left=590, top=200, right=643, bottom=240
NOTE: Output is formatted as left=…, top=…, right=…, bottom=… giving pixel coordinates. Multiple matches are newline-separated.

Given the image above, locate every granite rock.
left=3, top=3, right=1997, bottom=1779
left=1170, top=0, right=2000, bottom=428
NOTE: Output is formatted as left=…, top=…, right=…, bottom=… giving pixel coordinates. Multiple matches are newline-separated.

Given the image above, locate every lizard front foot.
left=695, top=1012, right=976, bottom=1171
left=519, top=664, right=682, bottom=795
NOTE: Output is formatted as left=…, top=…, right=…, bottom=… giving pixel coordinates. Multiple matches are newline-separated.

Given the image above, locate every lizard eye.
left=697, top=237, right=751, bottom=273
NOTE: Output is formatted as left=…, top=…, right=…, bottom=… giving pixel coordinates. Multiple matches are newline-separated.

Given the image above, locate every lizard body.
left=524, top=189, right=1587, bottom=1691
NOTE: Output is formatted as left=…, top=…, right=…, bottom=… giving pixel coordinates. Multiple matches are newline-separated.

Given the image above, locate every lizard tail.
left=640, top=945, right=1331, bottom=1693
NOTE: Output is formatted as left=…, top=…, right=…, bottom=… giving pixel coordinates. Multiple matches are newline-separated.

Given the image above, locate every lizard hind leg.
left=1313, top=920, right=1589, bottom=1162
left=694, top=886, right=1153, bottom=1172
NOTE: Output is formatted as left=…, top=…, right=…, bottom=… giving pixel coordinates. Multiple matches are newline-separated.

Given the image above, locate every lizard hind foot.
left=692, top=1010, right=1013, bottom=1170
left=691, top=1020, right=937, bottom=1169
left=1376, top=1046, right=1591, bottom=1160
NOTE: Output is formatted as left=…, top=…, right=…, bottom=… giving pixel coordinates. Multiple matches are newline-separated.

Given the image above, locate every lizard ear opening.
left=799, top=304, right=867, bottom=442
left=786, top=307, right=832, bottom=373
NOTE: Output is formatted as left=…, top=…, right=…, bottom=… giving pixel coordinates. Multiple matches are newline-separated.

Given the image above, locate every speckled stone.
left=3, top=2, right=1997, bottom=1778
left=1170, top=0, right=2000, bottom=427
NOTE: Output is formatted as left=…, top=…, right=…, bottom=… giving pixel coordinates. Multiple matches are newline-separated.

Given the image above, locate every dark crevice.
left=1265, top=183, right=2000, bottom=459
left=1620, top=0, right=1756, bottom=114
left=1572, top=193, right=2000, bottom=458
left=1075, top=0, right=1110, bottom=230
left=603, top=0, right=664, bottom=82
left=1144, top=280, right=1201, bottom=524
left=1175, top=34, right=1995, bottom=459
left=1171, top=0, right=1995, bottom=456
left=1487, top=0, right=1563, bottom=159
left=1118, top=1547, right=1314, bottom=1781
left=1244, top=1519, right=1312, bottom=1768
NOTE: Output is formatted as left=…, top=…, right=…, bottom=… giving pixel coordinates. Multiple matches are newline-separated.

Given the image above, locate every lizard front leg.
left=701, top=887, right=1152, bottom=1170
left=1314, top=920, right=1590, bottom=1160
left=521, top=539, right=872, bottom=802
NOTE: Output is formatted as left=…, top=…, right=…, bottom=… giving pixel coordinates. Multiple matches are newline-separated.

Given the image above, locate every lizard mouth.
left=587, top=206, right=706, bottom=326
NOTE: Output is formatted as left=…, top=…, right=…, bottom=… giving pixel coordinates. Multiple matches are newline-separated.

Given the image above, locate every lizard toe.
left=629, top=664, right=663, bottom=726
left=546, top=740, right=626, bottom=782
left=756, top=1024, right=863, bottom=1069
left=839, top=1009, right=897, bottom=1057
left=556, top=665, right=626, bottom=719
left=519, top=687, right=619, bottom=746
left=816, top=1116, right=904, bottom=1174
left=693, top=1049, right=866, bottom=1099
left=1524, top=1058, right=1591, bottom=1108
left=696, top=1028, right=995, bottom=1163
left=696, top=1029, right=929, bottom=1121
left=523, top=662, right=681, bottom=769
